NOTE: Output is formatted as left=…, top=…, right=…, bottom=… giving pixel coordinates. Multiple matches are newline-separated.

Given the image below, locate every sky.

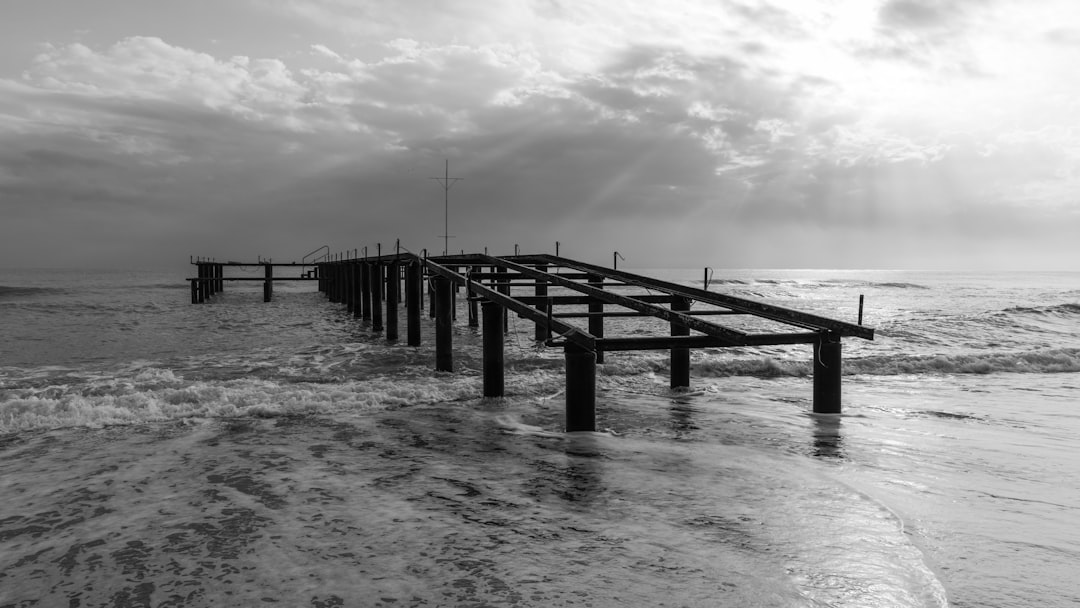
left=1, top=0, right=1078, bottom=270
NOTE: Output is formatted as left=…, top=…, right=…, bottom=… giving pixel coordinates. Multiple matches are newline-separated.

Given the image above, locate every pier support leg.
left=467, top=266, right=480, bottom=328
left=671, top=296, right=691, bottom=389
left=371, top=263, right=384, bottom=332
left=386, top=261, right=399, bottom=341
left=344, top=263, right=355, bottom=312
left=588, top=275, right=604, bottom=364
left=361, top=263, right=372, bottom=321
left=406, top=261, right=422, bottom=347
left=190, top=279, right=198, bottom=304
left=565, top=343, right=596, bottom=432
left=352, top=264, right=363, bottom=318
left=434, top=276, right=453, bottom=372
left=263, top=263, right=273, bottom=303
left=813, top=337, right=842, bottom=414
left=535, top=265, right=548, bottom=342
left=482, top=301, right=504, bottom=397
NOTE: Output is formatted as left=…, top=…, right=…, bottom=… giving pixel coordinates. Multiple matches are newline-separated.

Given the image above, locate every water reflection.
left=811, top=414, right=845, bottom=459
left=560, top=433, right=606, bottom=505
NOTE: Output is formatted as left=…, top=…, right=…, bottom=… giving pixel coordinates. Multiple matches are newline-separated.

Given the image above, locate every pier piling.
left=813, top=337, right=842, bottom=414
left=434, top=276, right=453, bottom=372
left=482, top=301, right=504, bottom=397
left=670, top=296, right=691, bottom=388
left=407, top=261, right=422, bottom=347
left=387, top=260, right=400, bottom=341
left=565, top=343, right=597, bottom=432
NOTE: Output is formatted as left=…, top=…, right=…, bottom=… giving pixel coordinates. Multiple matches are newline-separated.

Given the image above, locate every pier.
left=188, top=252, right=874, bottom=431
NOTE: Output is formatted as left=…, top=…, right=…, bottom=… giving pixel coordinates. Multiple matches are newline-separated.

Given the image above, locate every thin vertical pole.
left=482, top=301, right=504, bottom=397
left=434, top=276, right=453, bottom=372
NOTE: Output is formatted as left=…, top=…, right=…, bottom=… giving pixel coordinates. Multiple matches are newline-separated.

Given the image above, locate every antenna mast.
left=429, top=159, right=463, bottom=256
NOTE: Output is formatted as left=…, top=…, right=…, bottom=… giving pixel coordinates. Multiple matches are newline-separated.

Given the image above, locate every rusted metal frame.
left=539, top=255, right=874, bottom=340
left=424, top=260, right=596, bottom=351
left=507, top=294, right=678, bottom=305
left=476, top=255, right=752, bottom=346
left=551, top=310, right=747, bottom=318
left=590, top=332, right=822, bottom=351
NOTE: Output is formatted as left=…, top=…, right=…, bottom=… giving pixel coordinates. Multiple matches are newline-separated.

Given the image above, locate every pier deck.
left=188, top=252, right=874, bottom=431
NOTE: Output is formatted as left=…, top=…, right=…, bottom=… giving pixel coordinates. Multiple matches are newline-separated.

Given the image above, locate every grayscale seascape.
left=2, top=269, right=1078, bottom=606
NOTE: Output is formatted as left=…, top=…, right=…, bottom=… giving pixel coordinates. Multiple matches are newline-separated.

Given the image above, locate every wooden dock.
left=188, top=252, right=874, bottom=431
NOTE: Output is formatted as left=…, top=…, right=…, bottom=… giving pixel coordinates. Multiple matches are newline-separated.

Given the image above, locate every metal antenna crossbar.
left=429, top=159, right=463, bottom=256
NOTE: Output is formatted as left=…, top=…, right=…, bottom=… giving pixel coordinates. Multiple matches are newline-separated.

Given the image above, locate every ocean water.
left=1, top=266, right=1078, bottom=607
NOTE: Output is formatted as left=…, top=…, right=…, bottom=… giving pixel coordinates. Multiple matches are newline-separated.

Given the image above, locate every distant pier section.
left=187, top=251, right=874, bottom=430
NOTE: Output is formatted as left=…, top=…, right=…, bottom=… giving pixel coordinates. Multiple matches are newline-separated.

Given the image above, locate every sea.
left=1, top=265, right=1078, bottom=607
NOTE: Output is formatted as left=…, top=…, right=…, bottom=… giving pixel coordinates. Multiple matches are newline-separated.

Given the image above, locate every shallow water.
left=2, top=268, right=1079, bottom=606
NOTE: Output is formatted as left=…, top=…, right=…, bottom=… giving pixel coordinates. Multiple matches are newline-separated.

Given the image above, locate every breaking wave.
left=601, top=348, right=1080, bottom=379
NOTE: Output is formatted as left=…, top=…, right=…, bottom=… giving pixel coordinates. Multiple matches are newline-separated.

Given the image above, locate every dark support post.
left=344, top=262, right=355, bottom=312
left=434, top=276, right=453, bottom=372
left=588, top=274, right=604, bottom=363
left=482, top=301, right=504, bottom=397
left=813, top=337, right=842, bottom=414
left=671, top=296, right=691, bottom=389
left=352, top=264, right=363, bottom=318
left=361, top=263, right=372, bottom=321
left=371, top=263, right=384, bottom=332
left=467, top=266, right=480, bottom=327
left=534, top=264, right=548, bottom=341
left=564, top=343, right=596, bottom=432
left=429, top=280, right=436, bottom=318
left=190, top=279, right=198, bottom=304
left=386, top=261, right=399, bottom=341
left=496, top=266, right=509, bottom=332
left=406, top=261, right=422, bottom=347
left=263, top=263, right=273, bottom=303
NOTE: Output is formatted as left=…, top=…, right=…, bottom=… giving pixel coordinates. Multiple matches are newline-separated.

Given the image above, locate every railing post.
left=564, top=342, right=596, bottom=432
left=482, top=301, right=504, bottom=397
left=813, top=336, right=842, bottom=414
left=406, top=261, right=422, bottom=347
left=434, top=276, right=453, bottom=372
left=671, top=296, right=691, bottom=389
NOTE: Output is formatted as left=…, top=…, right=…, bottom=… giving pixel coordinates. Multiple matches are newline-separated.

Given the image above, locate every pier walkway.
left=188, top=253, right=874, bottom=431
